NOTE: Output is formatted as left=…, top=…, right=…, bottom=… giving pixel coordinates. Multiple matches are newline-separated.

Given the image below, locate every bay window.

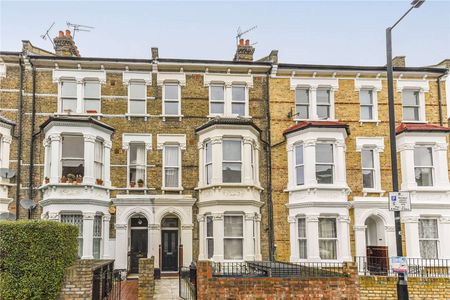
left=129, top=82, right=146, bottom=114
left=295, top=88, right=309, bottom=119
left=129, top=143, right=146, bottom=187
left=361, top=149, right=375, bottom=189
left=93, top=215, right=102, bottom=259
left=163, top=83, right=180, bottom=115
left=295, top=144, right=304, bottom=185
left=94, top=140, right=103, bottom=181
left=61, top=80, right=77, bottom=113
left=316, top=88, right=331, bottom=120
left=414, top=147, right=434, bottom=186
left=164, top=145, right=180, bottom=188
left=298, top=217, right=307, bottom=259
left=222, top=140, right=242, bottom=183
left=316, top=143, right=334, bottom=184
left=402, top=90, right=421, bottom=121
left=61, top=135, right=84, bottom=178
left=210, top=85, right=225, bottom=115
left=206, top=215, right=214, bottom=259
left=61, top=214, right=83, bottom=258
left=360, top=89, right=374, bottom=120
left=318, top=218, right=337, bottom=260
left=419, top=219, right=439, bottom=259
left=83, top=81, right=101, bottom=113
left=205, top=141, right=212, bottom=185
left=224, top=215, right=243, bottom=260
left=231, top=85, right=246, bottom=116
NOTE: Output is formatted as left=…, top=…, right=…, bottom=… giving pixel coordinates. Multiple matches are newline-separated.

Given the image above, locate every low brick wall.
left=138, top=256, right=155, bottom=300
left=59, top=259, right=114, bottom=300
left=196, top=261, right=360, bottom=300
left=359, top=276, right=450, bottom=300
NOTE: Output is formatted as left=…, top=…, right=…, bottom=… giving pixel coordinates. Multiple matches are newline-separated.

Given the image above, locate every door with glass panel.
left=161, top=217, right=179, bottom=272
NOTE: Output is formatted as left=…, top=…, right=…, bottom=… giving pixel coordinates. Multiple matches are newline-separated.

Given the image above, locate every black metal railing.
left=179, top=263, right=197, bottom=300
left=356, top=256, right=450, bottom=278
left=211, top=261, right=346, bottom=278
left=92, top=261, right=123, bottom=300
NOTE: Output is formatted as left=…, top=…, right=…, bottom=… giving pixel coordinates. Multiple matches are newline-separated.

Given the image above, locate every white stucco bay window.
left=204, top=73, right=253, bottom=118
left=0, top=117, right=15, bottom=214
left=122, top=133, right=152, bottom=188
left=157, top=134, right=186, bottom=191
left=290, top=77, right=339, bottom=121
left=397, top=79, right=429, bottom=123
left=196, top=118, right=263, bottom=262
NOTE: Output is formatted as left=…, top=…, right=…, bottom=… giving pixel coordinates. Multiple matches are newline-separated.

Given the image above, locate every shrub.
left=0, top=220, right=78, bottom=300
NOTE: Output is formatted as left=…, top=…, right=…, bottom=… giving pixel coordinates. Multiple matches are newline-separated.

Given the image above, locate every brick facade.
left=138, top=257, right=155, bottom=300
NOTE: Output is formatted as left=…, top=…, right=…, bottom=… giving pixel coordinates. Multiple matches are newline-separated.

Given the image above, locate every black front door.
left=130, top=229, right=148, bottom=273
left=162, top=230, right=178, bottom=271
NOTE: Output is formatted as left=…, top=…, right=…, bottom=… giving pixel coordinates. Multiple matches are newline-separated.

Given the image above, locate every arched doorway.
left=365, top=215, right=386, bottom=247
left=161, top=215, right=180, bottom=272
left=365, top=215, right=388, bottom=275
left=129, top=214, right=148, bottom=274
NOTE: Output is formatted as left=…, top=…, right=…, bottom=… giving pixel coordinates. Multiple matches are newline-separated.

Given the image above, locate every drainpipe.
left=264, top=72, right=275, bottom=261
left=15, top=56, right=24, bottom=220
left=27, top=61, right=37, bottom=217
left=437, top=72, right=446, bottom=126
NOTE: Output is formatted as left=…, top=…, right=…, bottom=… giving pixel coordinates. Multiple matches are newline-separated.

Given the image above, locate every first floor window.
left=93, top=215, right=102, bottom=259
left=94, top=139, right=103, bottom=181
left=414, top=147, right=434, bottom=187
left=295, top=144, right=304, bottom=185
left=298, top=218, right=307, bottom=259
left=210, top=85, right=225, bottom=115
left=61, top=214, right=83, bottom=258
left=206, top=216, right=214, bottom=259
left=61, top=80, right=77, bottom=113
left=316, top=143, right=334, bottom=184
left=360, top=89, right=374, bottom=120
left=164, top=145, right=180, bottom=188
left=83, top=81, right=101, bottom=113
left=205, top=141, right=212, bottom=184
left=61, top=135, right=85, bottom=178
left=164, top=83, right=180, bottom=115
left=295, top=88, right=309, bottom=119
left=222, top=140, right=242, bottom=183
left=419, top=219, right=439, bottom=259
left=319, top=218, right=337, bottom=260
left=317, top=88, right=331, bottom=119
left=224, top=215, right=243, bottom=260
left=402, top=90, right=421, bottom=121
left=362, top=149, right=375, bottom=189
left=129, top=143, right=146, bottom=187
left=129, top=82, right=146, bottom=114
left=231, top=85, right=245, bottom=116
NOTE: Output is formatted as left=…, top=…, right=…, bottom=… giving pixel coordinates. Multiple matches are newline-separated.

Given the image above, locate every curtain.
left=94, top=141, right=103, bottom=179
left=135, top=145, right=146, bottom=182
left=419, top=219, right=438, bottom=258
left=224, top=239, right=243, bottom=260
left=319, top=218, right=337, bottom=260
left=165, top=146, right=179, bottom=187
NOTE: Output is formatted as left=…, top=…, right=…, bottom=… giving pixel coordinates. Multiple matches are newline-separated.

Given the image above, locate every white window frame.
left=316, top=87, right=332, bottom=120
left=162, top=144, right=182, bottom=189
left=127, top=142, right=147, bottom=188
left=418, top=218, right=439, bottom=259
left=295, top=144, right=304, bottom=186
left=204, top=140, right=212, bottom=185
left=414, top=145, right=434, bottom=187
left=397, top=79, right=428, bottom=123
left=356, top=137, right=384, bottom=193
left=361, top=148, right=376, bottom=190
left=222, top=139, right=243, bottom=184
left=315, top=142, right=334, bottom=185
left=318, top=217, right=338, bottom=260
left=206, top=215, right=214, bottom=259
left=223, top=214, right=244, bottom=261
left=93, top=214, right=102, bottom=259
left=402, top=89, right=423, bottom=122
left=209, top=83, right=226, bottom=116
left=94, top=139, right=104, bottom=181
left=60, top=134, right=85, bottom=179
left=162, top=82, right=181, bottom=117
left=208, top=83, right=249, bottom=117
left=60, top=79, right=78, bottom=114
left=231, top=84, right=247, bottom=117
left=297, top=217, right=307, bottom=259
left=354, top=78, right=381, bottom=124
left=359, top=89, right=375, bottom=121
left=60, top=213, right=84, bottom=258
left=295, top=87, right=310, bottom=120
left=128, top=80, right=147, bottom=115
left=82, top=79, right=101, bottom=114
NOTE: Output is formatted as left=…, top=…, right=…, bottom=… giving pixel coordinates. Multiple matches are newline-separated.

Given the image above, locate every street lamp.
left=386, top=1, right=425, bottom=300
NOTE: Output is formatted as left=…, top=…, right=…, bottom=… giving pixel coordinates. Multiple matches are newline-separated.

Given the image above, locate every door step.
left=160, top=271, right=178, bottom=277
left=127, top=273, right=139, bottom=280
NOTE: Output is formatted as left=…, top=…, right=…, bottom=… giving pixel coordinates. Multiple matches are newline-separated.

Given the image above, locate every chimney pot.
left=59, top=31, right=64, bottom=37
left=65, top=30, right=71, bottom=37
left=245, top=39, right=250, bottom=46
left=239, top=38, right=244, bottom=46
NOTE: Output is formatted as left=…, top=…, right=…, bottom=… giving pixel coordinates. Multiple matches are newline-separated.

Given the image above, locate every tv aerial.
left=66, top=22, right=94, bottom=39
left=0, top=168, right=16, bottom=179
left=0, top=212, right=15, bottom=221
left=236, top=25, right=257, bottom=45
left=40, top=22, right=55, bottom=47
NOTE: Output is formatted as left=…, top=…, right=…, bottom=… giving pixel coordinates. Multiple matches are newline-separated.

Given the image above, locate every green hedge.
left=0, top=220, right=78, bottom=300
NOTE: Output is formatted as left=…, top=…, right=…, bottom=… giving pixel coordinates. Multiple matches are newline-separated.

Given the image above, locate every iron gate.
left=92, top=262, right=122, bottom=300
left=179, top=264, right=197, bottom=300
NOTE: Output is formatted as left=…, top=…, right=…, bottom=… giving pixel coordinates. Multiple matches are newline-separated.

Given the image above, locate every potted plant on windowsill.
left=60, top=176, right=67, bottom=183
left=137, top=179, right=144, bottom=188
left=130, top=180, right=135, bottom=188
left=67, top=174, right=76, bottom=184
left=86, top=109, right=97, bottom=114
left=96, top=178, right=103, bottom=186
left=44, top=177, right=49, bottom=184
left=75, top=175, right=83, bottom=184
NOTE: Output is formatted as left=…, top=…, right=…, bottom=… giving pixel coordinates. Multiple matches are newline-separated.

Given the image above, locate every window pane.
left=84, top=82, right=100, bottom=98
left=296, top=89, right=309, bottom=104
left=165, top=146, right=179, bottom=166
left=420, top=240, right=438, bottom=259
left=232, top=86, right=245, bottom=101
left=360, top=90, right=373, bottom=105
left=61, top=81, right=77, bottom=97
left=224, top=239, right=243, bottom=260
left=319, top=240, right=337, bottom=260
left=362, top=149, right=374, bottom=168
left=164, top=101, right=179, bottom=115
left=232, top=103, right=245, bottom=116
left=403, top=107, right=419, bottom=121
left=205, top=142, right=212, bottom=163
left=419, top=219, right=438, bottom=239
left=84, top=99, right=100, bottom=113
left=316, top=165, right=333, bottom=184
left=224, top=216, right=243, bottom=236
left=298, top=218, right=306, bottom=238
left=299, top=240, right=307, bottom=259
left=206, top=216, right=213, bottom=237
left=317, top=105, right=330, bottom=119
left=414, top=147, right=433, bottom=166
left=211, top=102, right=224, bottom=114
left=296, top=105, right=309, bottom=119
left=223, top=140, right=241, bottom=161
left=129, top=99, right=146, bottom=114
left=319, top=218, right=337, bottom=238
left=403, top=90, right=419, bottom=106
left=223, top=163, right=241, bottom=183
left=360, top=106, right=373, bottom=120
left=130, top=83, right=145, bottom=99
left=62, top=136, right=84, bottom=158
left=165, top=168, right=179, bottom=187
left=316, top=144, right=333, bottom=163
left=295, top=145, right=303, bottom=165
left=415, top=167, right=433, bottom=186
left=296, top=166, right=304, bottom=185
left=207, top=239, right=214, bottom=259
left=62, top=98, right=77, bottom=113
left=164, top=84, right=178, bottom=100
left=363, top=169, right=374, bottom=189
left=211, top=86, right=224, bottom=100
left=206, top=164, right=212, bottom=184
left=317, top=89, right=330, bottom=104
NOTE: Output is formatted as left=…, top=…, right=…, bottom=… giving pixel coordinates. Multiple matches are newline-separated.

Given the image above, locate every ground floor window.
left=93, top=215, right=102, bottom=259
left=318, top=218, right=337, bottom=260
left=206, top=216, right=214, bottom=259
left=298, top=217, right=307, bottom=259
left=61, top=214, right=83, bottom=258
left=419, top=218, right=439, bottom=259
left=224, top=215, right=243, bottom=260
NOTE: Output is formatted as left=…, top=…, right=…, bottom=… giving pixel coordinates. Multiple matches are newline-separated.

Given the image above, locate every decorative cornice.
left=53, top=69, right=107, bottom=84
left=156, top=134, right=186, bottom=150
left=83, top=134, right=97, bottom=143
left=290, top=77, right=339, bottom=91
left=287, top=216, right=296, bottom=223
left=148, top=224, right=160, bottom=230
left=353, top=225, right=367, bottom=232
left=204, top=73, right=253, bottom=88
left=212, top=213, right=223, bottom=220
left=354, top=78, right=382, bottom=92
left=396, top=79, right=429, bottom=93
left=122, top=71, right=152, bottom=85
left=402, top=216, right=419, bottom=223
left=122, top=133, right=152, bottom=151
left=82, top=212, right=96, bottom=220
left=115, top=224, right=127, bottom=230
left=306, top=215, right=319, bottom=222
left=157, top=72, right=186, bottom=86
left=355, top=137, right=385, bottom=152
left=181, top=224, right=194, bottom=230
left=1, top=135, right=12, bottom=144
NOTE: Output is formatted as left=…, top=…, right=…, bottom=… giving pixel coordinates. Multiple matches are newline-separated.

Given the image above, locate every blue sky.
left=1, top=0, right=449, bottom=66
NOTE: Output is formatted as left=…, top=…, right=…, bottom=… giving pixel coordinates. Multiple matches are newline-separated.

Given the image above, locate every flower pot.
left=130, top=181, right=135, bottom=188
left=86, top=109, right=97, bottom=114
left=138, top=182, right=143, bottom=188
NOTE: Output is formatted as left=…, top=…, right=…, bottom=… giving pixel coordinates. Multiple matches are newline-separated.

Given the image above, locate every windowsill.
left=39, top=182, right=110, bottom=190
left=0, top=182, right=16, bottom=187
left=207, top=114, right=252, bottom=119
left=359, top=120, right=381, bottom=126
left=401, top=120, right=427, bottom=124
left=294, top=118, right=338, bottom=123
left=285, top=184, right=350, bottom=193
left=160, top=114, right=183, bottom=121
left=115, top=187, right=156, bottom=190
left=402, top=186, right=450, bottom=192
left=196, top=183, right=264, bottom=191
left=162, top=187, right=184, bottom=193
left=362, top=189, right=385, bottom=196
left=55, top=112, right=103, bottom=119
left=293, top=259, right=345, bottom=264
left=126, top=113, right=150, bottom=120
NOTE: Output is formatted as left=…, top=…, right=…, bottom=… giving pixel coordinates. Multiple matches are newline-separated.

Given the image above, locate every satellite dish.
left=0, top=212, right=15, bottom=221
left=20, top=199, right=36, bottom=210
left=0, top=168, right=16, bottom=179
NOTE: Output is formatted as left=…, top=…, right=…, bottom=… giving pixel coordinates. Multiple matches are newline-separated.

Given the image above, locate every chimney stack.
left=392, top=56, right=406, bottom=67
left=53, top=30, right=80, bottom=57
left=234, top=38, right=255, bottom=62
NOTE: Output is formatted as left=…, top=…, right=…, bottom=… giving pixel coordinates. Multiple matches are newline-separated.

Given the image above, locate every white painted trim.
left=204, top=73, right=253, bottom=88
left=355, top=137, right=384, bottom=152
left=122, top=133, right=152, bottom=150
left=156, top=134, right=186, bottom=150
left=157, top=72, right=186, bottom=86
left=290, top=77, right=339, bottom=91
left=396, top=79, right=429, bottom=93
left=354, top=78, right=382, bottom=91
left=122, top=71, right=152, bottom=85
left=356, top=137, right=384, bottom=193
left=53, top=69, right=106, bottom=84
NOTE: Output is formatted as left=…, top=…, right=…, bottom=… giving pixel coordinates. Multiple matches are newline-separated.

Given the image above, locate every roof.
left=0, top=115, right=16, bottom=126
left=396, top=123, right=450, bottom=135
left=283, top=121, right=350, bottom=136
left=195, top=117, right=261, bottom=133
left=39, top=116, right=115, bottom=132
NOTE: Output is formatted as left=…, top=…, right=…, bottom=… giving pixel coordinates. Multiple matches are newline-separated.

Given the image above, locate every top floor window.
left=61, top=81, right=77, bottom=113
left=316, top=143, right=333, bottom=184
left=231, top=85, right=246, bottom=116
left=61, top=135, right=84, bottom=178
left=129, top=82, right=146, bottom=115
left=83, top=81, right=101, bottom=113
left=414, top=147, right=433, bottom=186
left=163, top=83, right=181, bottom=116
left=316, top=88, right=331, bottom=120
left=209, top=84, right=248, bottom=117
left=210, top=85, right=225, bottom=115
left=295, top=88, right=309, bottom=119
left=360, top=89, right=374, bottom=120
left=222, top=140, right=242, bottom=183
left=402, top=90, right=421, bottom=121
